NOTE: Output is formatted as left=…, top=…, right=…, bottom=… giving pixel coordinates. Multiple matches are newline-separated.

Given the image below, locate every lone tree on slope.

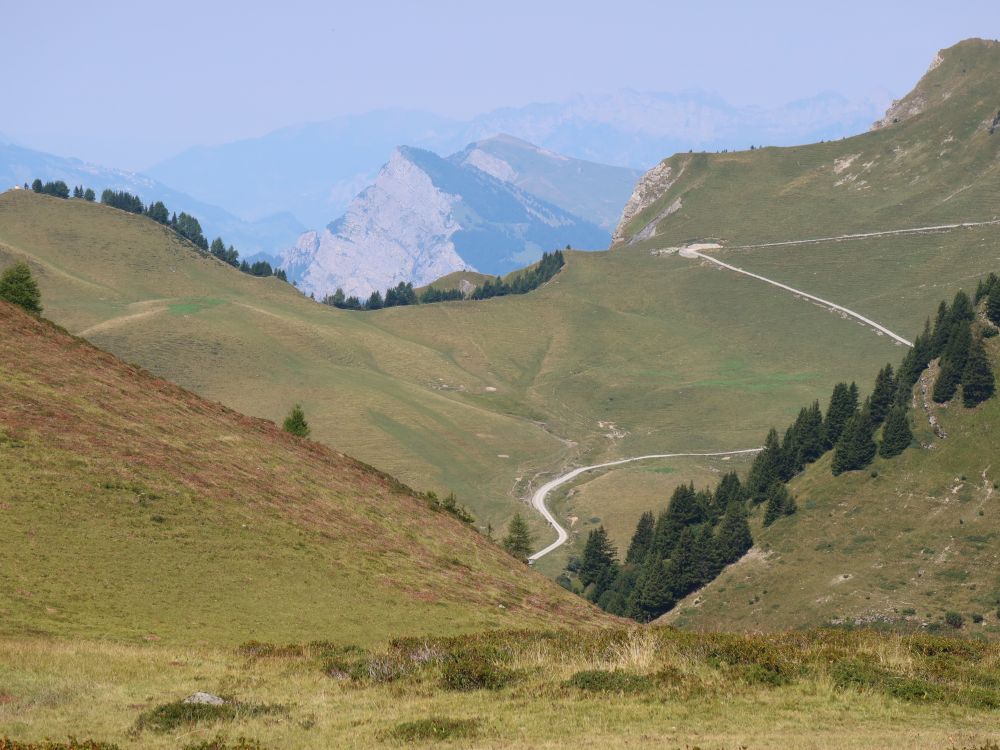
left=0, top=262, right=42, bottom=313
left=282, top=403, right=310, bottom=438
left=502, top=512, right=534, bottom=562
left=962, top=336, right=996, bottom=408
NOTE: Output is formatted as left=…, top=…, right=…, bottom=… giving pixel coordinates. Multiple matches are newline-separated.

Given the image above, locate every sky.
left=4, top=0, right=997, bottom=170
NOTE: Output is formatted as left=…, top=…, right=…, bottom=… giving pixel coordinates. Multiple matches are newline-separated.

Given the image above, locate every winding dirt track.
left=528, top=449, right=763, bottom=562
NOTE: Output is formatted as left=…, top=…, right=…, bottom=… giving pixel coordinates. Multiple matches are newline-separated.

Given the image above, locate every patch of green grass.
left=564, top=669, right=654, bottom=693
left=383, top=717, right=480, bottom=743
left=133, top=700, right=286, bottom=734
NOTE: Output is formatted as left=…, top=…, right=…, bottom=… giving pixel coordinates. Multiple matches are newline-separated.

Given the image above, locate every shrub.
left=973, top=613, right=985, bottom=624
left=0, top=263, right=42, bottom=314
left=564, top=669, right=654, bottom=694
left=440, top=653, right=516, bottom=691
left=134, top=700, right=285, bottom=733
left=831, top=659, right=945, bottom=702
left=384, top=717, right=479, bottom=742
left=945, top=611, right=965, bottom=629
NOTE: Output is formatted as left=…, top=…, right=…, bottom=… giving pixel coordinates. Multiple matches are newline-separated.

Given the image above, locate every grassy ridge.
left=0, top=301, right=609, bottom=644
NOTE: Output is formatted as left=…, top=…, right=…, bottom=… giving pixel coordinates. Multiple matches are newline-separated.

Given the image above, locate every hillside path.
left=528, top=449, right=762, bottom=562
left=680, top=247, right=914, bottom=347
left=725, top=219, right=1000, bottom=251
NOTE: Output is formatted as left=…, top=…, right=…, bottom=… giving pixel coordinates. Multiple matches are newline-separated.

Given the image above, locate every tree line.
left=321, top=249, right=566, bottom=311
left=27, top=180, right=287, bottom=283
left=564, top=279, right=999, bottom=622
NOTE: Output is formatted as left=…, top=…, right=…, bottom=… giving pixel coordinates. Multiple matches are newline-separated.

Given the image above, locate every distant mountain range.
left=282, top=139, right=618, bottom=299
left=146, top=90, right=883, bottom=229
left=0, top=141, right=303, bottom=259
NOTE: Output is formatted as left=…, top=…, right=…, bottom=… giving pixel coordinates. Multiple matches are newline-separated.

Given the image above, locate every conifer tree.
left=692, top=524, right=722, bottom=586
left=933, top=321, right=972, bottom=403
left=831, top=409, right=876, bottom=475
left=868, top=364, right=897, bottom=425
left=663, top=527, right=701, bottom=601
left=715, top=498, right=753, bottom=565
left=929, top=301, right=951, bottom=358
left=962, top=336, right=996, bottom=408
left=879, top=404, right=913, bottom=458
left=83, top=188, right=95, bottom=202
left=579, top=526, right=619, bottom=600
left=796, top=401, right=826, bottom=465
left=282, top=403, right=310, bottom=437
left=824, top=382, right=858, bottom=448
left=898, top=320, right=932, bottom=392
left=988, top=284, right=1000, bottom=327
left=949, top=290, right=974, bottom=325
left=746, top=428, right=782, bottom=504
left=779, top=424, right=800, bottom=481
left=0, top=262, right=42, bottom=313
left=625, top=511, right=655, bottom=565
left=713, top=472, right=744, bottom=509
left=501, top=512, right=534, bottom=562
left=634, top=556, right=673, bottom=622
left=763, top=483, right=796, bottom=526
left=31, top=178, right=42, bottom=193
left=650, top=483, right=705, bottom=556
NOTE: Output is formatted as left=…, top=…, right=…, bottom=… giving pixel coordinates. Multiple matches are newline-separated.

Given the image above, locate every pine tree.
left=796, top=401, right=826, bottom=465
left=879, top=404, right=913, bottom=458
left=649, top=483, right=705, bottom=557
left=366, top=290, right=384, bottom=310
left=779, top=423, right=800, bottom=481
left=501, top=513, right=534, bottom=562
left=868, top=364, right=897, bottom=425
left=929, top=301, right=951, bottom=358
left=745, top=428, right=782, bottom=504
left=831, top=409, right=876, bottom=476
left=824, top=382, right=858, bottom=448
left=282, top=403, right=310, bottom=437
left=715, top=498, right=753, bottom=565
left=625, top=511, right=655, bottom=565
left=962, top=336, right=996, bottom=408
left=975, top=273, right=998, bottom=304
left=83, top=188, right=96, bottom=202
left=897, top=320, right=932, bottom=392
left=0, top=262, right=42, bottom=313
left=663, top=527, right=701, bottom=600
left=713, top=471, right=744, bottom=509
left=579, top=526, right=619, bottom=600
left=634, top=556, right=673, bottom=622
left=933, top=321, right=972, bottom=403
left=949, top=290, right=974, bottom=325
left=31, top=179, right=42, bottom=193
left=763, top=483, right=796, bottom=526
left=988, top=284, right=1000, bottom=327
left=692, top=523, right=722, bottom=584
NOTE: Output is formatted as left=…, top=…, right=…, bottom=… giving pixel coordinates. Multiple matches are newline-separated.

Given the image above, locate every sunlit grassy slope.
left=2, top=41, right=999, bottom=559
left=0, top=301, right=610, bottom=645
left=667, top=333, right=1000, bottom=634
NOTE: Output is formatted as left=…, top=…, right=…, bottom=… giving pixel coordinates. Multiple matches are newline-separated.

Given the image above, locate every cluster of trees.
left=29, top=179, right=71, bottom=199
left=568, top=473, right=753, bottom=621
left=322, top=249, right=566, bottom=312
left=0, top=262, right=42, bottom=313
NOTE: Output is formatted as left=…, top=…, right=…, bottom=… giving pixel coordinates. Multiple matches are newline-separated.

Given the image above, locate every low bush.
left=564, top=669, right=654, bottom=694
left=945, top=611, right=965, bottom=629
left=384, top=717, right=479, bottom=742
left=831, top=659, right=945, bottom=702
left=134, top=700, right=286, bottom=733
left=440, top=652, right=517, bottom=691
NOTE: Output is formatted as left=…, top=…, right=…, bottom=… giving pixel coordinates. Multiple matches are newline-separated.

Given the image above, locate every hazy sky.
left=4, top=0, right=997, bottom=169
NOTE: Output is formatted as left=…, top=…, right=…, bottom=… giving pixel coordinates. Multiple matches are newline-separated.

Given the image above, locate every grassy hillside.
left=6, top=628, right=1000, bottom=749
left=2, top=40, right=999, bottom=568
left=668, top=329, right=1000, bottom=634
left=0, top=300, right=609, bottom=645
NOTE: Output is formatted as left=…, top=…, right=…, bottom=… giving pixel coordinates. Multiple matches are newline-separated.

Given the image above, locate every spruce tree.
left=713, top=472, right=744, bottom=509
left=824, top=382, right=858, bottom=448
left=988, top=284, right=1000, bottom=327
left=282, top=403, right=310, bottom=437
left=796, top=401, right=826, bottom=465
left=716, top=498, right=753, bottom=564
left=625, top=511, right=655, bottom=565
left=83, top=188, right=96, bottom=202
left=962, top=336, right=996, bottom=408
left=763, top=483, right=796, bottom=526
left=879, top=404, right=913, bottom=458
left=949, top=290, right=974, bottom=325
left=929, top=301, right=951, bottom=358
left=746, top=428, right=782, bottom=504
left=0, top=263, right=42, bottom=313
left=634, top=556, right=673, bottom=622
left=501, top=513, right=534, bottom=562
left=933, top=321, right=972, bottom=403
left=649, top=483, right=704, bottom=557
left=779, top=423, right=800, bottom=481
left=898, top=320, right=932, bottom=392
left=868, top=364, right=897, bottom=425
left=831, top=409, right=876, bottom=476
left=579, top=526, right=619, bottom=600
left=692, top=524, right=722, bottom=585
left=663, top=527, right=701, bottom=601
left=31, top=178, right=42, bottom=193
